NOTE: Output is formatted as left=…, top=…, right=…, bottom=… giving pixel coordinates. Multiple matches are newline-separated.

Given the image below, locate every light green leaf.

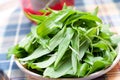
left=34, top=53, right=57, bottom=68
left=43, top=59, right=72, bottom=78
left=77, top=63, right=89, bottom=77
left=71, top=52, right=78, bottom=74
left=86, top=27, right=98, bottom=38
left=70, top=33, right=80, bottom=74
left=92, top=41, right=108, bottom=50
left=87, top=60, right=109, bottom=75
left=54, top=28, right=74, bottom=68
left=79, top=40, right=89, bottom=60
left=79, top=14, right=102, bottom=23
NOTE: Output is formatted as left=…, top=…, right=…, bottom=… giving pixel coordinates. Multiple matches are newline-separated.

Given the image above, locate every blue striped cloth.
left=0, top=0, right=120, bottom=80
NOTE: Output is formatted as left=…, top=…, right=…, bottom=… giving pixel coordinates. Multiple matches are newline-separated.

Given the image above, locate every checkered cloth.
left=0, top=0, right=120, bottom=80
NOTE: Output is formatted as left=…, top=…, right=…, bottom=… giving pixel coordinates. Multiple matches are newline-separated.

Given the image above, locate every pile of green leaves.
left=8, top=6, right=120, bottom=78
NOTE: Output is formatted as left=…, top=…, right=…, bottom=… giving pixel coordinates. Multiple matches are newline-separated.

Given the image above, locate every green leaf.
left=70, top=33, right=80, bottom=74
left=24, top=12, right=47, bottom=24
left=110, top=51, right=117, bottom=61
left=30, top=14, right=47, bottom=21
left=8, top=45, right=27, bottom=58
left=77, top=63, right=89, bottom=77
left=33, top=53, right=57, bottom=68
left=19, top=46, right=50, bottom=61
left=43, top=59, right=72, bottom=78
left=71, top=52, right=78, bottom=74
left=54, top=28, right=74, bottom=68
left=103, top=50, right=117, bottom=63
left=36, top=9, right=75, bottom=37
left=37, top=37, right=50, bottom=49
left=99, top=32, right=111, bottom=40
left=92, top=41, right=108, bottom=50
left=83, top=53, right=94, bottom=65
left=19, top=33, right=38, bottom=54
left=65, top=13, right=85, bottom=25
left=84, top=51, right=104, bottom=65
left=79, top=14, right=102, bottom=23
left=79, top=40, right=89, bottom=60
left=71, top=33, right=80, bottom=56
left=20, top=27, right=66, bottom=61
left=86, top=27, right=99, bottom=38
left=87, top=60, right=108, bottom=75
left=79, top=19, right=98, bottom=29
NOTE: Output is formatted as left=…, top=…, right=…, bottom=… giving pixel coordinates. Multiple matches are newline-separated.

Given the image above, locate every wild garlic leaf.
left=33, top=53, right=57, bottom=68
left=77, top=63, right=89, bottom=77
left=87, top=60, right=108, bottom=75
left=8, top=45, right=27, bottom=58
left=92, top=41, right=108, bottom=50
left=19, top=33, right=38, bottom=54
left=79, top=40, right=89, bottom=60
left=79, top=14, right=102, bottom=23
left=24, top=12, right=47, bottom=24
left=85, top=27, right=99, bottom=38
left=54, top=28, right=74, bottom=68
left=43, top=59, right=72, bottom=78
left=71, top=53, right=78, bottom=74
left=70, top=33, right=80, bottom=74
left=36, top=9, right=74, bottom=37
left=20, top=27, right=66, bottom=61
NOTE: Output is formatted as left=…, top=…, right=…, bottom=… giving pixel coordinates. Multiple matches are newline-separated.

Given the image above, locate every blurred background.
left=0, top=0, right=120, bottom=80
